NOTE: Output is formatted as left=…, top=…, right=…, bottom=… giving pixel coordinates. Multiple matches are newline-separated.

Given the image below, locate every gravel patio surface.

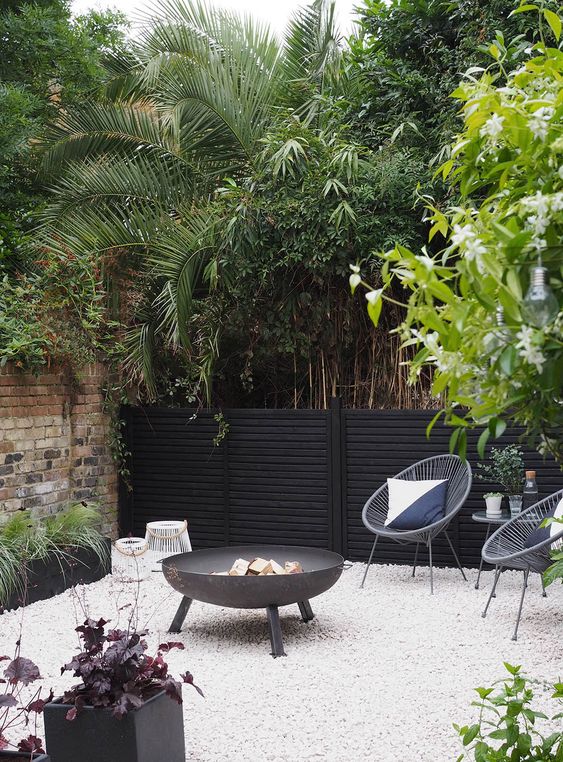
left=1, top=560, right=561, bottom=761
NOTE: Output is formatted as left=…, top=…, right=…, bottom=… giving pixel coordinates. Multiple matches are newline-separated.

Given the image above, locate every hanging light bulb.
left=521, top=266, right=558, bottom=327
left=483, top=306, right=511, bottom=358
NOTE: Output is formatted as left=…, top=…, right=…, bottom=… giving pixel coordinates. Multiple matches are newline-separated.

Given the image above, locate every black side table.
left=471, top=510, right=512, bottom=590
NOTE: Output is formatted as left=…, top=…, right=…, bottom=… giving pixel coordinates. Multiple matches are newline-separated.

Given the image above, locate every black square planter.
left=0, top=753, right=49, bottom=761
left=43, top=691, right=185, bottom=762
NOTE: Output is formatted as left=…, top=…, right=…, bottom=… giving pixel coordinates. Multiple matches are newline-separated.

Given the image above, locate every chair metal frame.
left=360, top=454, right=473, bottom=593
left=481, top=488, right=563, bottom=641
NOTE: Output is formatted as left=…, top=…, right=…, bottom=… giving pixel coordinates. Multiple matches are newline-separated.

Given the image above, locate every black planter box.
left=43, top=691, right=185, bottom=762
left=1, top=539, right=111, bottom=613
left=0, top=752, right=50, bottom=761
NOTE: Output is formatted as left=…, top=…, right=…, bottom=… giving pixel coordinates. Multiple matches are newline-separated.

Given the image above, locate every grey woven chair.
left=360, top=454, right=472, bottom=593
left=481, top=488, right=563, bottom=641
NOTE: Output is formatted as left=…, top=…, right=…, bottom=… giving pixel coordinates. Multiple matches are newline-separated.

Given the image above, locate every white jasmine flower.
left=526, top=214, right=548, bottom=235
left=451, top=224, right=487, bottom=272
left=529, top=234, right=547, bottom=253
left=480, top=114, right=505, bottom=140
left=365, top=289, right=382, bottom=305
left=516, top=326, right=545, bottom=372
left=529, top=107, right=554, bottom=141
left=349, top=272, right=361, bottom=290
left=558, top=166, right=563, bottom=180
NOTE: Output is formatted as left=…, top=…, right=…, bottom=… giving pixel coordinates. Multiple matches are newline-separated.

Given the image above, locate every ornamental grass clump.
left=0, top=502, right=108, bottom=609
left=59, top=618, right=203, bottom=720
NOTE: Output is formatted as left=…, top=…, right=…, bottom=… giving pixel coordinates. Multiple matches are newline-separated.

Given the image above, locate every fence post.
left=329, top=397, right=344, bottom=555
left=222, top=413, right=230, bottom=546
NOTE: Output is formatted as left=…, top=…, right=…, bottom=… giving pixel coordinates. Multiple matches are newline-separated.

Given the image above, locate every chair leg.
left=444, top=530, right=467, bottom=582
left=512, top=569, right=530, bottom=641
left=428, top=536, right=434, bottom=595
left=475, top=523, right=491, bottom=590
left=360, top=536, right=379, bottom=589
left=482, top=565, right=502, bottom=618
left=541, top=574, right=547, bottom=598
left=412, top=543, right=419, bottom=577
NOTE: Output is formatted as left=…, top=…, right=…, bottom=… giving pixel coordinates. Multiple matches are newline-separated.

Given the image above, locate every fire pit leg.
left=298, top=600, right=315, bottom=622
left=266, top=605, right=286, bottom=658
left=168, top=596, right=193, bottom=633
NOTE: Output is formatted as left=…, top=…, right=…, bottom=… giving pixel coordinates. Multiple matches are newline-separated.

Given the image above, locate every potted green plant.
left=477, top=445, right=525, bottom=516
left=0, top=641, right=51, bottom=761
left=43, top=617, right=202, bottom=762
left=483, top=492, right=503, bottom=518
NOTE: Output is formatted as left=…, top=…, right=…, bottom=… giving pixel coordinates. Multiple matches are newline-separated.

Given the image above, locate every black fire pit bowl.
left=161, top=544, right=344, bottom=657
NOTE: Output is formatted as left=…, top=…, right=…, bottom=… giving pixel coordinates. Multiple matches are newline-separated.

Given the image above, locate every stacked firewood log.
left=211, top=558, right=303, bottom=576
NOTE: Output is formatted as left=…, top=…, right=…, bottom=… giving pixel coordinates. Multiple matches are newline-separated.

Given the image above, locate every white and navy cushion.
left=524, top=497, right=563, bottom=549
left=385, top=478, right=448, bottom=530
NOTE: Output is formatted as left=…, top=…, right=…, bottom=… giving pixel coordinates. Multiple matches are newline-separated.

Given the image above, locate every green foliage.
left=543, top=516, right=563, bottom=586
left=455, top=663, right=563, bottom=761
left=0, top=249, right=120, bottom=373
left=356, top=2, right=563, bottom=462
left=0, top=503, right=109, bottom=607
left=0, top=0, right=128, bottom=373
left=208, top=118, right=427, bottom=407
left=477, top=446, right=525, bottom=495
left=39, top=0, right=351, bottom=402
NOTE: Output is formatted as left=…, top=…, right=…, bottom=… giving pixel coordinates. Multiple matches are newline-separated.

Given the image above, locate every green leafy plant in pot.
left=43, top=617, right=202, bottom=762
left=477, top=446, right=525, bottom=516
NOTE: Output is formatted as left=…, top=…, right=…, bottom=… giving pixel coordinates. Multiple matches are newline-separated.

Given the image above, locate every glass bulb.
left=483, top=306, right=510, bottom=356
left=522, top=266, right=559, bottom=327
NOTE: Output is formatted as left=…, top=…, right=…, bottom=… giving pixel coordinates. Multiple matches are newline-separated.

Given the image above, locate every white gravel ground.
left=1, top=560, right=561, bottom=762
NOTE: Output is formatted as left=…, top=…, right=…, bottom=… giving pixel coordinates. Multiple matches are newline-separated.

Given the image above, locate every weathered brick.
left=15, top=418, right=34, bottom=428
left=0, top=465, right=14, bottom=476
left=5, top=452, right=23, bottom=464
left=83, top=456, right=98, bottom=466
left=23, top=496, right=42, bottom=509
left=43, top=448, right=61, bottom=460
left=25, top=473, right=43, bottom=484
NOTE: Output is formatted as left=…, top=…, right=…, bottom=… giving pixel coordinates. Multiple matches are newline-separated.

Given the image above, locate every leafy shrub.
left=477, top=446, right=525, bottom=496
left=455, top=663, right=563, bottom=761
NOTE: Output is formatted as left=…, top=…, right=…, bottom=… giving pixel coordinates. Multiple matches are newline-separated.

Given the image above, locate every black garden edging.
left=0, top=753, right=50, bottom=761
left=0, top=539, right=111, bottom=613
left=43, top=691, right=185, bottom=762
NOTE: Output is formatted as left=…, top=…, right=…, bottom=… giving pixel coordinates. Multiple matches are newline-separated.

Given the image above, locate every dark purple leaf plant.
left=59, top=617, right=203, bottom=721
left=0, top=640, right=51, bottom=758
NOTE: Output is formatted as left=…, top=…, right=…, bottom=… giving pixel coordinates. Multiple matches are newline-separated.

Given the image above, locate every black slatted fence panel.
left=121, top=404, right=561, bottom=566
left=125, top=408, right=225, bottom=548
left=226, top=410, right=330, bottom=547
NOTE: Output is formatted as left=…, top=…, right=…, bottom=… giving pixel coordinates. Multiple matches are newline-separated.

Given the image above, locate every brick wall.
left=0, top=362, right=118, bottom=536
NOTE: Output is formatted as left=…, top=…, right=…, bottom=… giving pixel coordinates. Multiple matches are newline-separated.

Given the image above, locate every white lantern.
left=113, top=537, right=151, bottom=581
